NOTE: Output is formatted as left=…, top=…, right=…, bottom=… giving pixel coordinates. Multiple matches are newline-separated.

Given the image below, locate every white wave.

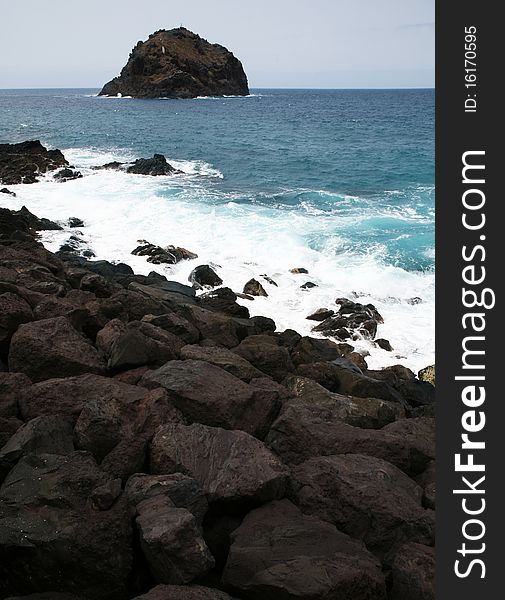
left=4, top=152, right=435, bottom=373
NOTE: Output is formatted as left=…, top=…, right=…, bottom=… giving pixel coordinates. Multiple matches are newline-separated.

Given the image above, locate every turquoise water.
left=0, top=88, right=434, bottom=370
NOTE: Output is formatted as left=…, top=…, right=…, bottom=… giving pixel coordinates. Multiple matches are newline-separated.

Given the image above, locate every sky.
left=0, top=0, right=434, bottom=89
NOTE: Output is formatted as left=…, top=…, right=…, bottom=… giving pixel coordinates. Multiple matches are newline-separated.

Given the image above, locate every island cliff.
left=99, top=28, right=249, bottom=99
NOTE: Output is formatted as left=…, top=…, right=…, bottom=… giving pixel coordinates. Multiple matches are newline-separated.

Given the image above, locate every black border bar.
left=436, top=1, right=500, bottom=597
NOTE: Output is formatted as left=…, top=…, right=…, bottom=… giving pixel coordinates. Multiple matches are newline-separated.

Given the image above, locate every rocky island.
left=99, top=28, right=249, bottom=99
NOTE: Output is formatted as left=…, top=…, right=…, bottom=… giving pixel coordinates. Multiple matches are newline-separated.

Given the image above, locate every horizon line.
left=0, top=85, right=435, bottom=91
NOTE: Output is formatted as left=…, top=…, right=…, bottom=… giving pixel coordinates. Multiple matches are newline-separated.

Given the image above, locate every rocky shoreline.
left=0, top=143, right=435, bottom=600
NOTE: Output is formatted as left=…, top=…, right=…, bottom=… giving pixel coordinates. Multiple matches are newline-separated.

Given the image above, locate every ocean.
left=0, top=88, right=434, bottom=372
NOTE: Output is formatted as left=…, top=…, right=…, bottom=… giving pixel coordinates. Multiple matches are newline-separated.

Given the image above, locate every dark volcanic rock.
left=266, top=405, right=433, bottom=475
left=243, top=278, right=267, bottom=297
left=54, top=168, right=83, bottom=182
left=132, top=585, right=237, bottom=599
left=0, top=292, right=33, bottom=357
left=0, top=141, right=68, bottom=185
left=189, top=264, right=223, bottom=288
left=125, top=472, right=208, bottom=525
left=18, top=373, right=150, bottom=422
left=180, top=344, right=263, bottom=382
left=222, top=499, right=386, bottom=600
left=136, top=496, right=214, bottom=584
left=10, top=206, right=62, bottom=231
left=232, top=335, right=295, bottom=382
left=0, top=452, right=132, bottom=600
left=0, top=372, right=31, bottom=418
left=197, top=287, right=249, bottom=319
left=0, top=415, right=74, bottom=478
left=390, top=542, right=435, bottom=600
left=0, top=187, right=16, bottom=196
left=8, top=317, right=106, bottom=382
left=132, top=240, right=197, bottom=264
left=150, top=423, right=289, bottom=509
left=127, top=154, right=179, bottom=176
left=140, top=360, right=280, bottom=437
left=142, top=312, right=200, bottom=344
left=290, top=454, right=434, bottom=557
left=99, top=28, right=249, bottom=99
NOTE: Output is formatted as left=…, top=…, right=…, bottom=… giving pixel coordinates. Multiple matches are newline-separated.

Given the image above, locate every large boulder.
left=0, top=415, right=74, bottom=478
left=0, top=141, right=68, bottom=185
left=390, top=543, right=435, bottom=600
left=18, top=374, right=155, bottom=422
left=127, top=154, right=179, bottom=176
left=180, top=344, right=263, bottom=382
left=136, top=496, right=214, bottom=584
left=181, top=305, right=246, bottom=348
left=142, top=312, right=200, bottom=344
left=140, top=360, right=280, bottom=438
left=74, top=387, right=184, bottom=462
left=0, top=292, right=33, bottom=357
left=198, top=287, right=249, bottom=319
left=222, top=499, right=386, bottom=600
left=0, top=452, right=132, bottom=600
left=290, top=454, right=435, bottom=557
left=232, top=335, right=294, bottom=382
left=100, top=320, right=184, bottom=371
left=131, top=585, right=237, bottom=599
left=0, top=372, right=31, bottom=418
left=99, top=28, right=249, bottom=99
left=189, top=265, right=223, bottom=289
left=8, top=317, right=106, bottom=382
left=266, top=408, right=434, bottom=475
left=283, top=375, right=404, bottom=429
left=125, top=473, right=208, bottom=525
left=150, top=423, right=289, bottom=509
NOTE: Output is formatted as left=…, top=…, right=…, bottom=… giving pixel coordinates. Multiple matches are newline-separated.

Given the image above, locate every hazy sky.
left=0, top=0, right=434, bottom=89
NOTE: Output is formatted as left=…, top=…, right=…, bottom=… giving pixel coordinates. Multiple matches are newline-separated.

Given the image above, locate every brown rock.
left=150, top=423, right=289, bottom=509
left=391, top=543, right=435, bottom=600
left=8, top=317, right=106, bottom=382
left=140, top=360, right=280, bottom=438
left=222, top=499, right=386, bottom=600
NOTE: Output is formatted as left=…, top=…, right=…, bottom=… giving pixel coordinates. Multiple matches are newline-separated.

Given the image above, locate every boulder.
left=0, top=415, right=74, bottom=478
left=189, top=265, right=223, bottom=289
left=0, top=140, right=68, bottom=185
left=150, top=423, right=289, bottom=509
left=300, top=281, right=318, bottom=289
left=142, top=313, right=200, bottom=344
left=9, top=206, right=62, bottom=231
left=79, top=272, right=116, bottom=297
left=390, top=543, right=435, bottom=600
left=0, top=417, right=23, bottom=449
left=99, top=28, right=249, bottom=99
left=8, top=317, right=106, bottom=382
left=127, top=154, right=179, bottom=176
left=0, top=372, right=31, bottom=418
left=232, top=335, right=294, bottom=382
left=18, top=373, right=151, bottom=422
left=74, top=387, right=184, bottom=462
left=243, top=278, right=267, bottom=297
left=132, top=241, right=197, bottom=264
left=415, top=460, right=436, bottom=510
left=105, top=321, right=184, bottom=371
left=125, top=473, right=208, bottom=525
left=198, top=287, right=249, bottom=319
left=53, top=168, right=82, bottom=181
left=180, top=344, right=263, bottom=382
left=289, top=336, right=344, bottom=366
left=140, top=360, right=280, bottom=437
left=290, top=267, right=308, bottom=274
left=266, top=408, right=433, bottom=475
left=0, top=187, right=16, bottom=196
left=131, top=584, right=236, bottom=599
left=222, top=499, right=386, bottom=600
left=282, top=375, right=404, bottom=430
left=0, top=452, right=132, bottom=600
left=68, top=217, right=85, bottom=228
left=136, top=496, right=214, bottom=584
left=0, top=292, right=33, bottom=356
left=290, top=454, right=434, bottom=557
left=306, top=307, right=335, bottom=321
